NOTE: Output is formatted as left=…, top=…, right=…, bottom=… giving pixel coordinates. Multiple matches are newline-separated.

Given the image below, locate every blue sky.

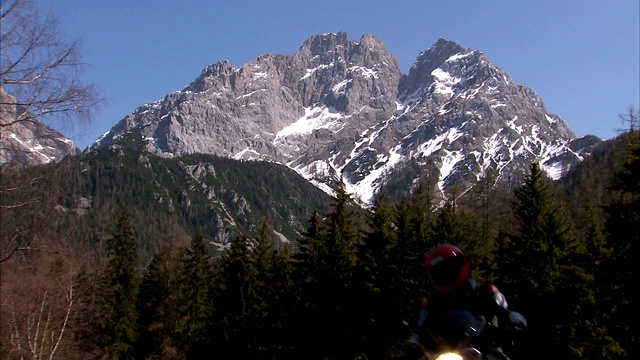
left=43, top=0, right=639, bottom=150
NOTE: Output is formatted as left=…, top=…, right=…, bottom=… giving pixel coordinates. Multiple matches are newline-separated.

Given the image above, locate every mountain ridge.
left=86, top=32, right=600, bottom=205
left=0, top=87, right=78, bottom=169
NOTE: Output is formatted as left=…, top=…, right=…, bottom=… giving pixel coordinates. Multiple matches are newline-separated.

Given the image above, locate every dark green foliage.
left=294, top=210, right=325, bottom=281
left=498, top=163, right=566, bottom=301
left=496, top=163, right=594, bottom=359
left=602, top=132, right=640, bottom=359
left=290, top=210, right=326, bottom=356
left=174, top=234, right=215, bottom=358
left=6, top=126, right=640, bottom=358
left=391, top=184, right=435, bottom=323
left=136, top=244, right=183, bottom=359
left=210, top=234, right=254, bottom=357
left=353, top=197, right=408, bottom=359
left=556, top=134, right=629, bottom=234
left=247, top=219, right=297, bottom=358
left=1, top=146, right=332, bottom=266
left=297, top=178, right=363, bottom=359
left=100, top=211, right=140, bottom=359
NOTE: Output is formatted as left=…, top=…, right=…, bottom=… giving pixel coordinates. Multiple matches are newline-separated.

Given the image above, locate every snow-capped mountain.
left=1, top=87, right=77, bottom=169
left=90, top=33, right=600, bottom=205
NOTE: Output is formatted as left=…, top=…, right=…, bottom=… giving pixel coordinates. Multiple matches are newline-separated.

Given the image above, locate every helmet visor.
left=429, top=255, right=465, bottom=287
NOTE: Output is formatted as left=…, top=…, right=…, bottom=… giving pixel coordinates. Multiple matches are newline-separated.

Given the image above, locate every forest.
left=1, top=129, right=638, bottom=360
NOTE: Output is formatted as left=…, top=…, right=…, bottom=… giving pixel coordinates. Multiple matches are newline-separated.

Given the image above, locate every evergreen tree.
left=576, top=207, right=624, bottom=359
left=354, top=197, right=407, bottom=358
left=603, top=130, right=640, bottom=359
left=246, top=219, right=279, bottom=358
left=291, top=177, right=362, bottom=359
left=293, top=210, right=325, bottom=282
left=211, top=234, right=254, bottom=358
left=291, top=210, right=327, bottom=358
left=174, top=234, right=215, bottom=358
left=247, top=218, right=297, bottom=359
left=100, top=211, right=140, bottom=359
left=268, top=243, right=297, bottom=357
left=318, top=177, right=361, bottom=358
left=497, top=163, right=585, bottom=359
left=136, top=244, right=183, bottom=359
left=394, top=187, right=433, bottom=326
left=431, top=203, right=465, bottom=245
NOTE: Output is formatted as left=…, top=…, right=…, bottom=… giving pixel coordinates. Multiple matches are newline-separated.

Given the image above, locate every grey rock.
left=89, top=33, right=600, bottom=206
left=1, top=87, right=77, bottom=169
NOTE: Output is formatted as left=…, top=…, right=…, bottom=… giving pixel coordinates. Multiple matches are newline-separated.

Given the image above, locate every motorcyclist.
left=402, top=244, right=527, bottom=359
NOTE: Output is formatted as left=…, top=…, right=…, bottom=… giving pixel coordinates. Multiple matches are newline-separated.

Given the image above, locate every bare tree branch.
left=0, top=0, right=103, bottom=134
left=49, top=284, right=73, bottom=360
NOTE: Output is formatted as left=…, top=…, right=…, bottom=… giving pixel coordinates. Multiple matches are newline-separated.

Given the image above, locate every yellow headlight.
left=434, top=352, right=463, bottom=360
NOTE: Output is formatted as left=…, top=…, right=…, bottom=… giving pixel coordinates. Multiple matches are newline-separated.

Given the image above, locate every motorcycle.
left=421, top=310, right=508, bottom=360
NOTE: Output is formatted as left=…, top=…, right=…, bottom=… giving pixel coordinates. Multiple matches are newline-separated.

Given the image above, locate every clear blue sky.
left=43, top=0, right=639, bottom=150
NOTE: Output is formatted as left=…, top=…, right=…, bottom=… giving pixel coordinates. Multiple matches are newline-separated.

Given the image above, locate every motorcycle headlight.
left=434, top=353, right=463, bottom=360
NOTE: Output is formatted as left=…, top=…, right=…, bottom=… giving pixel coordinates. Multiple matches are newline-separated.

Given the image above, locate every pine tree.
left=291, top=210, right=327, bottom=358
left=246, top=219, right=278, bottom=358
left=291, top=177, right=362, bottom=359
left=247, top=218, right=297, bottom=359
left=100, top=211, right=139, bottom=359
left=497, top=163, right=585, bottom=359
left=431, top=203, right=464, bottom=245
left=173, top=234, right=214, bottom=358
left=136, top=244, right=183, bottom=359
left=268, top=242, right=297, bottom=357
left=319, top=177, right=362, bottom=358
left=354, top=197, right=407, bottom=358
left=211, top=234, right=254, bottom=358
left=575, top=207, right=624, bottom=359
left=603, top=129, right=640, bottom=359
left=325, top=177, right=359, bottom=275
left=293, top=210, right=325, bottom=283
left=394, top=193, right=432, bottom=325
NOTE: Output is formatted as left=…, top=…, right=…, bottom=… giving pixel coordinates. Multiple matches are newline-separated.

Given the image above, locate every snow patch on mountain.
left=274, top=105, right=345, bottom=141
left=301, top=62, right=336, bottom=80
left=87, top=33, right=596, bottom=207
left=348, top=66, right=379, bottom=79
left=438, top=149, right=464, bottom=191
left=431, top=68, right=461, bottom=97
left=342, top=143, right=405, bottom=206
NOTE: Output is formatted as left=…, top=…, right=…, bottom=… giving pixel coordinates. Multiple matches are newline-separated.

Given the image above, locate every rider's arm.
left=402, top=299, right=437, bottom=359
left=484, top=284, right=527, bottom=356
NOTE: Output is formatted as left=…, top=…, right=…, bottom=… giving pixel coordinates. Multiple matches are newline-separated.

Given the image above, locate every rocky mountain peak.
left=300, top=32, right=352, bottom=56
left=204, top=60, right=235, bottom=76
left=424, top=38, right=467, bottom=63
left=1, top=87, right=77, bottom=169
left=89, top=33, right=597, bottom=206
left=399, top=38, right=474, bottom=101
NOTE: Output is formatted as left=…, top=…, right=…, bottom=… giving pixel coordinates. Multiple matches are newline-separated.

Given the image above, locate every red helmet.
left=425, top=244, right=471, bottom=293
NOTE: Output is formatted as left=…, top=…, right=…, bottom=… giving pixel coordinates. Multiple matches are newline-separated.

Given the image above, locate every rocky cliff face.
left=90, top=33, right=600, bottom=205
left=1, top=88, right=77, bottom=169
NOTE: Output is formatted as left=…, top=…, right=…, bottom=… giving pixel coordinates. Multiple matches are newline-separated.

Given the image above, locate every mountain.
left=1, top=87, right=78, bottom=169
left=89, top=33, right=601, bottom=205
left=1, top=145, right=334, bottom=251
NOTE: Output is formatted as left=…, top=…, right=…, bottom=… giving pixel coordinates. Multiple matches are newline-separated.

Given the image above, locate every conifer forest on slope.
left=1, top=130, right=638, bottom=359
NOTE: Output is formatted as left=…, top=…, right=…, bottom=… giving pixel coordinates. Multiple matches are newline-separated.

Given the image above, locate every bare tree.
left=0, top=0, right=101, bottom=131
left=0, top=247, right=87, bottom=359
left=1, top=0, right=103, bottom=259
left=0, top=3, right=103, bottom=357
left=619, top=105, right=639, bottom=135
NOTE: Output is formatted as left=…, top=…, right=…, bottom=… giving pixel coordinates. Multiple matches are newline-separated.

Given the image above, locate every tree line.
left=3, top=131, right=636, bottom=359
left=2, top=0, right=637, bottom=357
